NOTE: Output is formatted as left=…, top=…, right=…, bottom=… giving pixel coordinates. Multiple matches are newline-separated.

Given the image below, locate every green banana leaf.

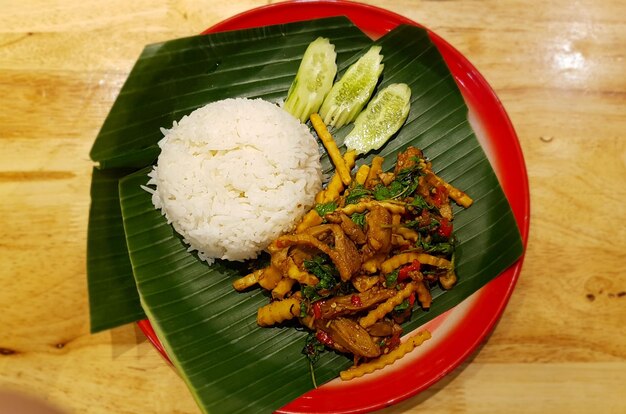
left=87, top=167, right=145, bottom=332
left=86, top=17, right=374, bottom=331
left=121, top=167, right=344, bottom=413
left=86, top=14, right=523, bottom=413
left=90, top=17, right=372, bottom=168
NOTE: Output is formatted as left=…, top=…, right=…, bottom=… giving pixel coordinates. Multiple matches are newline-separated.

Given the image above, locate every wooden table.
left=1, top=0, right=625, bottom=413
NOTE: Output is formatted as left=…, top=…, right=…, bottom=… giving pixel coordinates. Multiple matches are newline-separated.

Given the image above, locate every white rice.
left=144, top=98, right=322, bottom=264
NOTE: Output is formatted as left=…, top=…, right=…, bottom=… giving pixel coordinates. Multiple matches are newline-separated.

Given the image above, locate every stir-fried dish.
left=233, top=117, right=473, bottom=381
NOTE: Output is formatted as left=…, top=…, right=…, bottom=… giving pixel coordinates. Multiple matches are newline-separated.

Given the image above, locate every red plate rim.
left=138, top=1, right=530, bottom=412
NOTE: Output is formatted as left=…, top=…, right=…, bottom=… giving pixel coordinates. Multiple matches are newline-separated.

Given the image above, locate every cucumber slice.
left=283, top=37, right=337, bottom=123
left=318, top=45, right=384, bottom=128
left=344, top=83, right=412, bottom=155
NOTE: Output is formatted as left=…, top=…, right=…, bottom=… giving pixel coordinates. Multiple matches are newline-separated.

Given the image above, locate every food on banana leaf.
left=318, top=45, right=384, bottom=128
left=234, top=131, right=473, bottom=380
left=344, top=83, right=412, bottom=155
left=87, top=17, right=526, bottom=414
left=144, top=36, right=473, bottom=384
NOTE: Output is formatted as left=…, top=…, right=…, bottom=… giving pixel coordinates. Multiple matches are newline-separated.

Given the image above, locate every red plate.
left=139, top=1, right=530, bottom=413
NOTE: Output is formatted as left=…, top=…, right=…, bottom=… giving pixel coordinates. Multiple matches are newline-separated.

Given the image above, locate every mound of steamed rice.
left=144, top=98, right=322, bottom=264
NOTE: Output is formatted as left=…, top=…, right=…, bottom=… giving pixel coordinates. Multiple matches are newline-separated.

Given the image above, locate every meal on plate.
left=144, top=36, right=472, bottom=382
left=86, top=16, right=526, bottom=414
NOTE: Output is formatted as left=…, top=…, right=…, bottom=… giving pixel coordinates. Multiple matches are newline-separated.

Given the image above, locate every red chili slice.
left=316, top=330, right=334, bottom=346
left=398, top=259, right=421, bottom=281
left=432, top=185, right=447, bottom=207
left=438, top=218, right=453, bottom=238
left=408, top=291, right=416, bottom=307
left=312, top=301, right=322, bottom=319
left=350, top=294, right=362, bottom=307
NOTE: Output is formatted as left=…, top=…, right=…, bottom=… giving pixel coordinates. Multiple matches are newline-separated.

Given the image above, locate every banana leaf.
left=113, top=23, right=522, bottom=413
left=87, top=167, right=145, bottom=332
left=86, top=17, right=374, bottom=331
left=121, top=168, right=342, bottom=413
left=90, top=17, right=372, bottom=167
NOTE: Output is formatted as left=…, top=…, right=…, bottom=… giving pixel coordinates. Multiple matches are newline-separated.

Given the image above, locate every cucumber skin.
left=283, top=37, right=337, bottom=123
left=344, top=83, right=412, bottom=155
left=318, top=46, right=384, bottom=128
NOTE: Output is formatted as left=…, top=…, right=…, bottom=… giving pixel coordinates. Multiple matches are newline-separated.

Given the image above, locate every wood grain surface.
left=1, top=0, right=625, bottom=413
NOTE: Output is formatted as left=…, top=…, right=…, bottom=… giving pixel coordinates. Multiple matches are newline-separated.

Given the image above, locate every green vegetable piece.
left=304, top=256, right=338, bottom=291
left=394, top=299, right=410, bottom=312
left=344, top=183, right=371, bottom=205
left=314, top=201, right=337, bottom=217
left=411, top=195, right=432, bottom=211
left=318, top=46, right=384, bottom=128
left=284, top=37, right=338, bottom=123
left=373, top=184, right=391, bottom=201
left=344, top=83, right=412, bottom=154
left=385, top=270, right=399, bottom=288
left=350, top=212, right=366, bottom=227
left=302, top=332, right=326, bottom=364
